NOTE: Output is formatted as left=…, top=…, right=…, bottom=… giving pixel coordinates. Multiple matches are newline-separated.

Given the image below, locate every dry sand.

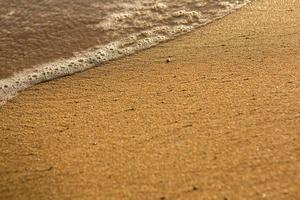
left=0, top=0, right=300, bottom=199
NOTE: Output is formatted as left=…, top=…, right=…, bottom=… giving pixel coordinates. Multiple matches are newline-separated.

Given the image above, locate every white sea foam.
left=0, top=0, right=251, bottom=106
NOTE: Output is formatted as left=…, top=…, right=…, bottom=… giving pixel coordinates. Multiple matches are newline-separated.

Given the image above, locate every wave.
left=0, top=0, right=252, bottom=106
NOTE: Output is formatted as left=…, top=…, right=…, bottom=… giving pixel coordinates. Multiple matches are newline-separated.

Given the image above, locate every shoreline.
left=1, top=0, right=300, bottom=199
left=0, top=1, right=251, bottom=106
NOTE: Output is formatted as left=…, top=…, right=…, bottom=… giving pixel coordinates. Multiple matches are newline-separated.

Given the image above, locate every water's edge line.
left=0, top=1, right=251, bottom=106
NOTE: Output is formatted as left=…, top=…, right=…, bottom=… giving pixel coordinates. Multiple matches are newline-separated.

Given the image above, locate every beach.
left=0, top=0, right=300, bottom=199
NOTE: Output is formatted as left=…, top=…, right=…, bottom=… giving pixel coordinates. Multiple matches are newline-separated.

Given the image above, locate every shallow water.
left=0, top=0, right=251, bottom=105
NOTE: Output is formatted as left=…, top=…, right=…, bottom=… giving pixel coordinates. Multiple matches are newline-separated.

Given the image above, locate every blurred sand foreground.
left=0, top=0, right=299, bottom=199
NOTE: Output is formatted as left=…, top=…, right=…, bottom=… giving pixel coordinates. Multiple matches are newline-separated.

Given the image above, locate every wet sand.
left=0, top=0, right=300, bottom=199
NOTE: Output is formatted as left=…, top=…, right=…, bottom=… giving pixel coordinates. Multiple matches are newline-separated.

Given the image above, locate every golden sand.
left=0, top=0, right=299, bottom=199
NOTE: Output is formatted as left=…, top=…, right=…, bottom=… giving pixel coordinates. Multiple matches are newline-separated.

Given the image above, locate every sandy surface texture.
left=0, top=0, right=300, bottom=199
